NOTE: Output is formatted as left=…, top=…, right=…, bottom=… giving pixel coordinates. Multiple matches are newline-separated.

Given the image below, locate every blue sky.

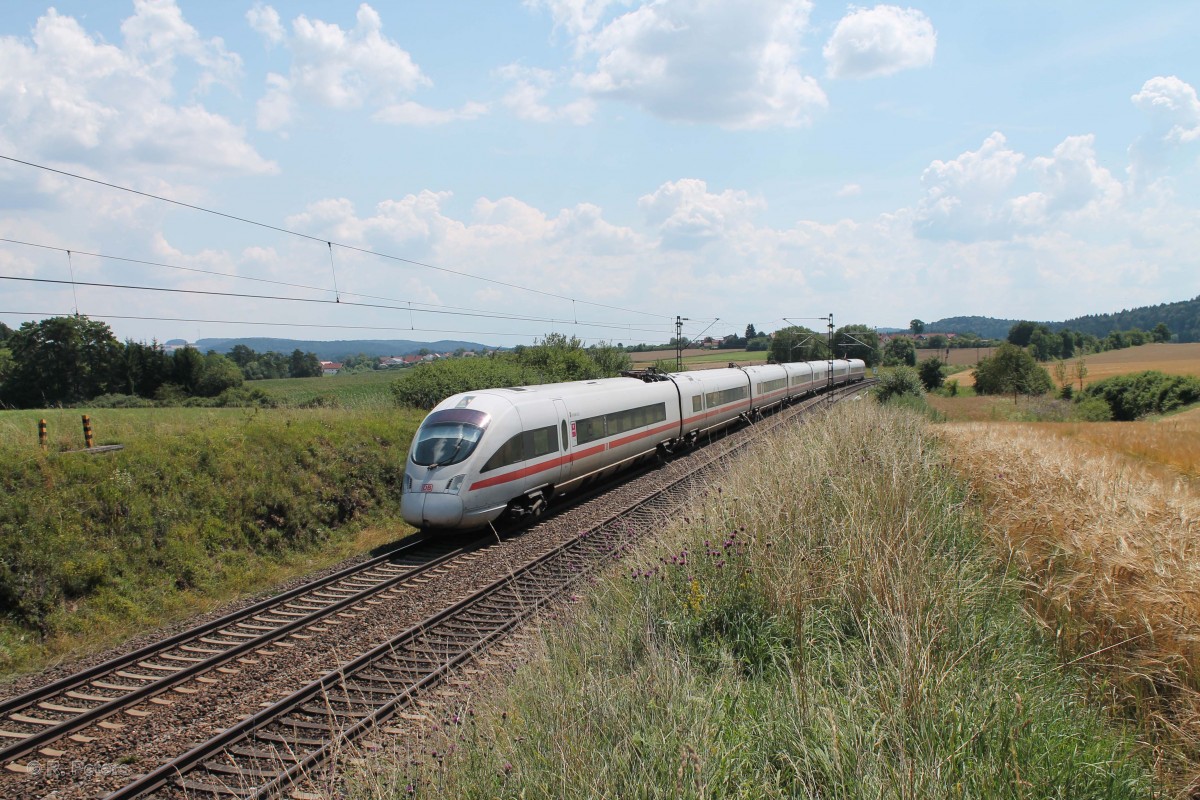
left=1, top=1, right=1197, bottom=348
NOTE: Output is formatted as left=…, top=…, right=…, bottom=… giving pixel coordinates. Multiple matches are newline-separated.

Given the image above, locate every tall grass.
left=350, top=402, right=1151, bottom=799
left=936, top=421, right=1200, bottom=790
left=0, top=405, right=423, bottom=676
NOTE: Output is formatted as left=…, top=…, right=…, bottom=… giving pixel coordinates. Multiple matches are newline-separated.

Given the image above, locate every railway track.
left=94, top=379, right=873, bottom=799
left=0, top=535, right=479, bottom=767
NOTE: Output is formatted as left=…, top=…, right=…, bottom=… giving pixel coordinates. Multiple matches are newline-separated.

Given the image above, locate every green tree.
left=769, top=326, right=827, bottom=364
left=228, top=344, right=257, bottom=368
left=1152, top=322, right=1171, bottom=343
left=745, top=323, right=758, bottom=340
left=882, top=337, right=917, bottom=367
left=1007, top=321, right=1038, bottom=347
left=122, top=340, right=171, bottom=398
left=1027, top=327, right=1060, bottom=361
left=833, top=324, right=881, bottom=366
left=170, top=346, right=205, bottom=395
left=909, top=319, right=925, bottom=335
left=289, top=349, right=323, bottom=378
left=195, top=353, right=244, bottom=397
left=925, top=333, right=949, bottom=350
left=875, top=366, right=925, bottom=403
left=1058, top=330, right=1075, bottom=359
left=0, top=321, right=11, bottom=344
left=1, top=316, right=123, bottom=408
left=587, top=341, right=632, bottom=376
left=974, top=343, right=1053, bottom=398
left=918, top=357, right=944, bottom=391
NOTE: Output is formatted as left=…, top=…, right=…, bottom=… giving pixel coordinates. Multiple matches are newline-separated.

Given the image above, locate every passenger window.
left=561, top=421, right=568, bottom=450
left=481, top=433, right=524, bottom=473
left=692, top=395, right=703, bottom=412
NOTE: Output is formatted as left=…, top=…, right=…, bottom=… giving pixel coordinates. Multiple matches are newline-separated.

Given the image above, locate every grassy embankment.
left=0, top=399, right=423, bottom=678
left=352, top=400, right=1154, bottom=798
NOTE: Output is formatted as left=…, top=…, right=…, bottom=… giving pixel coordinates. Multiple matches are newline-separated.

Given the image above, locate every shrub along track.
left=0, top=382, right=871, bottom=799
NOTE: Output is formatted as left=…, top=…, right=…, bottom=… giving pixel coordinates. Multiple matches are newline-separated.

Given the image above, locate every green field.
left=253, top=369, right=406, bottom=408
left=0, top=403, right=423, bottom=677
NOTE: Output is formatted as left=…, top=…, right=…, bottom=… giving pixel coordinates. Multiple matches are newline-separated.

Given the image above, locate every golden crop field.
left=950, top=342, right=1200, bottom=388
left=935, top=418, right=1200, bottom=782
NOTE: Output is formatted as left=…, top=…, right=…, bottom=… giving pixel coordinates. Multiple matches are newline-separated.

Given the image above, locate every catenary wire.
left=0, top=154, right=670, bottom=321
left=0, top=275, right=671, bottom=336
left=0, top=237, right=679, bottom=332
left=0, top=310, right=662, bottom=345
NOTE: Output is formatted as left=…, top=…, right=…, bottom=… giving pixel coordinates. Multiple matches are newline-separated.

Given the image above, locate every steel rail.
left=100, top=379, right=874, bottom=799
left=0, top=534, right=484, bottom=766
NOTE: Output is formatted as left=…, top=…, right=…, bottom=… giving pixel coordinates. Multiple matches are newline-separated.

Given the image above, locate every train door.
left=553, top=398, right=572, bottom=483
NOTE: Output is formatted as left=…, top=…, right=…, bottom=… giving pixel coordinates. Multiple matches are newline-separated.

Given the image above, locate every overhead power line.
left=0, top=275, right=670, bottom=336
left=0, top=309, right=663, bottom=345
left=0, top=154, right=670, bottom=321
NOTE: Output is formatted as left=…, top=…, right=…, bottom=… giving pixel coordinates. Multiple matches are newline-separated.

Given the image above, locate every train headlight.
left=446, top=474, right=466, bottom=495
left=405, top=474, right=413, bottom=491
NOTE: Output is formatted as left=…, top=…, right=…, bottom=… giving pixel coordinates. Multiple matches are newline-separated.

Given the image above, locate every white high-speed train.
left=401, top=358, right=866, bottom=531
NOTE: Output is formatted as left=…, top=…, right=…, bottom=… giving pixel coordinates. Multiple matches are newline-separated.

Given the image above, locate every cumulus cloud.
left=913, top=132, right=1024, bottom=240
left=823, top=5, right=936, bottom=79
left=1129, top=75, right=1200, bottom=189
left=638, top=179, right=766, bottom=249
left=1014, top=134, right=1122, bottom=224
left=529, top=0, right=827, bottom=128
left=0, top=4, right=274, bottom=175
left=249, top=3, right=477, bottom=130
left=497, top=64, right=595, bottom=124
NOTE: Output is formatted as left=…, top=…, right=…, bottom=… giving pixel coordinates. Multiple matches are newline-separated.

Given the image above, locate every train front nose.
left=402, top=489, right=464, bottom=529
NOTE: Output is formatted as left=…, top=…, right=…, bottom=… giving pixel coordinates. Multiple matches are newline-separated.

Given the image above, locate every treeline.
left=1006, top=320, right=1171, bottom=361
left=1061, top=295, right=1199, bottom=343
left=393, top=334, right=631, bottom=409
left=226, top=344, right=322, bottom=380
left=0, top=317, right=320, bottom=409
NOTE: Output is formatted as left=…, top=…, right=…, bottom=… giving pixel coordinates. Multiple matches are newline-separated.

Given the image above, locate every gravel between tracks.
left=1, top=405, right=823, bottom=800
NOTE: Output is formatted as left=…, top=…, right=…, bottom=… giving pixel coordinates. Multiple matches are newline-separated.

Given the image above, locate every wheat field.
left=950, top=341, right=1200, bottom=388
left=936, top=419, right=1200, bottom=788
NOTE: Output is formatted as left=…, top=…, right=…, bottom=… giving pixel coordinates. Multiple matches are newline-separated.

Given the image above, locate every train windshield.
left=411, top=408, right=490, bottom=467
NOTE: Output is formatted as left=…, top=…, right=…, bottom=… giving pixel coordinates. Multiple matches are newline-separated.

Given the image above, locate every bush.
left=918, top=357, right=945, bottom=391
left=874, top=367, right=925, bottom=403
left=974, top=343, right=1053, bottom=396
left=1072, top=396, right=1113, bottom=421
left=1079, top=371, right=1200, bottom=420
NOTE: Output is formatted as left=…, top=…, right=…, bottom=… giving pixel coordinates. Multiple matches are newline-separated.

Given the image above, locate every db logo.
left=422, top=483, right=434, bottom=493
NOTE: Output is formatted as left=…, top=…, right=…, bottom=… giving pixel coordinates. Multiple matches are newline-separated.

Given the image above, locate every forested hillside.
left=929, top=295, right=1200, bottom=342
left=1060, top=296, right=1200, bottom=342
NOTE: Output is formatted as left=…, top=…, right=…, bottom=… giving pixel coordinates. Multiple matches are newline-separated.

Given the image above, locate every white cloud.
left=246, top=3, right=285, bottom=46
left=373, top=101, right=490, bottom=126
left=542, top=0, right=827, bottom=129
left=823, top=5, right=936, bottom=79
left=1129, top=75, right=1200, bottom=189
left=1014, top=134, right=1122, bottom=224
left=0, top=5, right=274, bottom=176
left=913, top=132, right=1024, bottom=240
left=497, top=64, right=595, bottom=124
left=836, top=183, right=862, bottom=197
left=638, top=179, right=765, bottom=249
left=251, top=3, right=458, bottom=130
left=525, top=0, right=621, bottom=39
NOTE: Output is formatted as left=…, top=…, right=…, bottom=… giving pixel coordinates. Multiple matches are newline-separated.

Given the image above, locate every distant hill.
left=927, top=295, right=1200, bottom=342
left=926, top=316, right=1033, bottom=339
left=194, top=338, right=492, bottom=361
left=1058, top=296, right=1200, bottom=342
